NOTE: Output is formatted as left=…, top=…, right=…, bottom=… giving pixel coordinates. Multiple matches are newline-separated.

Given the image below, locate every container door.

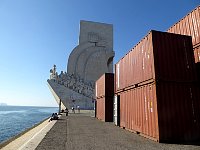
left=114, top=95, right=120, bottom=126
left=117, top=95, right=120, bottom=126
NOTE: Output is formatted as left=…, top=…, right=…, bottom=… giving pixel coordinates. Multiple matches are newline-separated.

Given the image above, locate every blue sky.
left=0, top=0, right=199, bottom=107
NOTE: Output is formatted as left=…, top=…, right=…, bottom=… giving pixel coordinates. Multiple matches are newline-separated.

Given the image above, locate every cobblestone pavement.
left=36, top=113, right=200, bottom=150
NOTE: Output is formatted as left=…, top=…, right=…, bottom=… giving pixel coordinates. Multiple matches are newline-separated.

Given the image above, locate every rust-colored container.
left=167, top=6, right=200, bottom=62
left=115, top=30, right=197, bottom=92
left=118, top=82, right=200, bottom=142
left=96, top=73, right=114, bottom=122
left=96, top=96, right=113, bottom=122
left=96, top=97, right=105, bottom=121
left=96, top=73, right=114, bottom=98
left=167, top=6, right=200, bottom=48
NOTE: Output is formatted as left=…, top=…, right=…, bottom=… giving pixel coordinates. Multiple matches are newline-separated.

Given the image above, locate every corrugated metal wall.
left=156, top=82, right=200, bottom=142
left=116, top=31, right=197, bottom=92
left=152, top=31, right=197, bottom=82
left=115, top=33, right=155, bottom=92
left=119, top=83, right=159, bottom=141
left=118, top=81, right=200, bottom=142
left=167, top=6, right=200, bottom=47
left=167, top=5, right=200, bottom=62
left=96, top=96, right=113, bottom=122
left=96, top=97, right=105, bottom=121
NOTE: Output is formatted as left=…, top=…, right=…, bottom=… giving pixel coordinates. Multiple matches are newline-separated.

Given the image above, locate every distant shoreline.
left=0, top=103, right=7, bottom=106
left=0, top=105, right=58, bottom=108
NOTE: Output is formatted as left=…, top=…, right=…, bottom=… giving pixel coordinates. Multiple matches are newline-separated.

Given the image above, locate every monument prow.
left=48, top=20, right=114, bottom=109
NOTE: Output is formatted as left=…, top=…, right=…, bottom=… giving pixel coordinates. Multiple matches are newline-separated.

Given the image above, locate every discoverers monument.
left=47, top=20, right=114, bottom=109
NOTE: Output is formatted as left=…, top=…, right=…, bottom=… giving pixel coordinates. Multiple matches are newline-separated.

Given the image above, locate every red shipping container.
left=118, top=82, right=200, bottom=142
left=96, top=73, right=114, bottom=122
left=95, top=73, right=114, bottom=98
left=115, top=30, right=197, bottom=92
left=167, top=6, right=200, bottom=62
left=96, top=97, right=105, bottom=121
left=96, top=97, right=113, bottom=122
left=167, top=5, right=200, bottom=48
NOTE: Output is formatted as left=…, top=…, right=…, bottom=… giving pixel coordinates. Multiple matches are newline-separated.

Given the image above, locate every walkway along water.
left=36, top=113, right=200, bottom=150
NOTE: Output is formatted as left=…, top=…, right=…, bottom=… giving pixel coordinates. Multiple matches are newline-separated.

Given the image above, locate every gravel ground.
left=36, top=113, right=200, bottom=150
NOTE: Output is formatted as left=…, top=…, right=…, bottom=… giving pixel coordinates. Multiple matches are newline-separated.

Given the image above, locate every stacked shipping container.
left=115, top=30, right=200, bottom=142
left=167, top=6, right=200, bottom=141
left=115, top=30, right=197, bottom=92
left=96, top=73, right=114, bottom=122
left=167, top=5, right=200, bottom=62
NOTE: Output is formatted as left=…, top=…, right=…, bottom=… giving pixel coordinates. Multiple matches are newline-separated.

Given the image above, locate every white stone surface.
left=67, top=20, right=114, bottom=81
left=79, top=20, right=113, bottom=49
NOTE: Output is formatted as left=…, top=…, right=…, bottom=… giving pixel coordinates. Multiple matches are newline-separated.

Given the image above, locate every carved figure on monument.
left=47, top=21, right=114, bottom=109
left=50, top=64, right=58, bottom=80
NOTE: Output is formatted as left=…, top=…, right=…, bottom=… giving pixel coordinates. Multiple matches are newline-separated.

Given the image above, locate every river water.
left=0, top=106, right=58, bottom=143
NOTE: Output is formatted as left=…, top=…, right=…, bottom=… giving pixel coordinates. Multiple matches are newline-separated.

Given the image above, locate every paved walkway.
left=36, top=113, right=200, bottom=150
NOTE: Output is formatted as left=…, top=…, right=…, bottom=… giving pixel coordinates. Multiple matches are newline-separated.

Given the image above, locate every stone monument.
left=47, top=20, right=114, bottom=110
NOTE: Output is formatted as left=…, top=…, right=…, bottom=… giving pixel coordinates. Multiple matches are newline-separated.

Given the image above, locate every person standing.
left=65, top=108, right=69, bottom=116
left=72, top=107, right=75, bottom=113
left=77, top=105, right=80, bottom=113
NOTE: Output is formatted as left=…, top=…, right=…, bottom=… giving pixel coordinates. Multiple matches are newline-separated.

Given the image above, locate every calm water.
left=0, top=106, right=58, bottom=143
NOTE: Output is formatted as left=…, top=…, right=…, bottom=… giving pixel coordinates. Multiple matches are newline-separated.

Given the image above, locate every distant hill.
left=0, top=103, right=8, bottom=106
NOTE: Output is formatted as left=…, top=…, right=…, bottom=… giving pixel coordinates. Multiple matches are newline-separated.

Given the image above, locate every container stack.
left=167, top=6, right=200, bottom=63
left=167, top=5, right=200, bottom=83
left=95, top=73, right=114, bottom=122
left=115, top=30, right=200, bottom=142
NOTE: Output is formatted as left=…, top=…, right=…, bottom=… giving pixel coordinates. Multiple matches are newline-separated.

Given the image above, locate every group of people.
left=61, top=105, right=80, bottom=116
left=49, top=106, right=81, bottom=121
left=49, top=113, right=59, bottom=122
left=71, top=105, right=80, bottom=113
left=64, top=106, right=80, bottom=115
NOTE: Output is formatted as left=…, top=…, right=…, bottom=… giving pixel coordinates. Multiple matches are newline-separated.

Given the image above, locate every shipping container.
left=96, top=96, right=113, bottom=122
left=96, top=97, right=105, bottom=121
left=167, top=5, right=200, bottom=48
left=115, top=30, right=197, bottom=92
left=118, top=82, right=200, bottom=142
left=95, top=73, right=114, bottom=122
left=96, top=73, right=114, bottom=98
